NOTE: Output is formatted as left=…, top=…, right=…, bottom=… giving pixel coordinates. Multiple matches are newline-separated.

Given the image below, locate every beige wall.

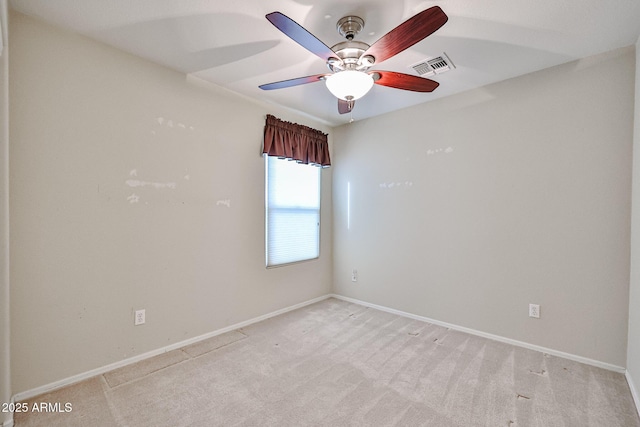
left=333, top=47, right=635, bottom=367
left=9, top=12, right=332, bottom=394
left=1, top=1, right=11, bottom=425
left=628, top=38, right=640, bottom=403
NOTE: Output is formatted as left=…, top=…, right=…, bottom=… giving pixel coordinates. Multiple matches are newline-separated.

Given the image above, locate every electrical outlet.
left=351, top=269, right=358, bottom=282
left=135, top=309, right=145, bottom=326
left=529, top=304, right=540, bottom=319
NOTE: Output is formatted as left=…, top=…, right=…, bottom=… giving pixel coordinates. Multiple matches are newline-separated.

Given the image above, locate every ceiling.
left=9, top=0, right=640, bottom=126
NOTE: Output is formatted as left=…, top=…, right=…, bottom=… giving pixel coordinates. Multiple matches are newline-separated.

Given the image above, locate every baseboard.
left=627, top=370, right=640, bottom=418
left=330, top=294, right=627, bottom=374
left=12, top=294, right=331, bottom=403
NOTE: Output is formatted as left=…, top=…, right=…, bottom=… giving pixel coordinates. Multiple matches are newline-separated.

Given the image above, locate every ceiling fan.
left=259, top=6, right=448, bottom=115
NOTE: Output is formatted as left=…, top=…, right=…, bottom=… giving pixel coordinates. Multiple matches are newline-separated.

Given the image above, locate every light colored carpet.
left=13, top=298, right=640, bottom=426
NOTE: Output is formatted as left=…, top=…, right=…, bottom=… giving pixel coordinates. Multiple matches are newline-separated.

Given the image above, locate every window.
left=265, top=155, right=321, bottom=267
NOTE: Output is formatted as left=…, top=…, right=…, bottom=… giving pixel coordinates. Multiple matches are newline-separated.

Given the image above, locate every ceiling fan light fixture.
left=325, top=70, right=374, bottom=101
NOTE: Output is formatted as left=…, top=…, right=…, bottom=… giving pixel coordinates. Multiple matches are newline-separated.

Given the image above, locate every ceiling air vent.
left=409, top=53, right=455, bottom=77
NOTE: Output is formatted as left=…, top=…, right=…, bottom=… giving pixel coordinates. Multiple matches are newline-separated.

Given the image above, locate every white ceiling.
left=9, top=0, right=640, bottom=126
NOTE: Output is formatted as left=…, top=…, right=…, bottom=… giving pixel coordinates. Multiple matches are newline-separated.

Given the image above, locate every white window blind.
left=265, top=155, right=321, bottom=267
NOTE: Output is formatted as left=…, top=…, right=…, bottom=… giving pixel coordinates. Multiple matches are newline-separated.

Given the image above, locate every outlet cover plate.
left=135, top=309, right=145, bottom=325
left=529, top=304, right=540, bottom=319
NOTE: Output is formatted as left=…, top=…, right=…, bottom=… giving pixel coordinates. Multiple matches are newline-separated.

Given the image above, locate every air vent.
left=409, top=53, right=455, bottom=77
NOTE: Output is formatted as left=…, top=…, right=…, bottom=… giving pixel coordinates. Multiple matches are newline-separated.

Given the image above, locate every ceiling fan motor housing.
left=328, top=40, right=370, bottom=72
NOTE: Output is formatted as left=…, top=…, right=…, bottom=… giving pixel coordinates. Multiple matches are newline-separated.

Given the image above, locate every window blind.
left=265, top=156, right=320, bottom=267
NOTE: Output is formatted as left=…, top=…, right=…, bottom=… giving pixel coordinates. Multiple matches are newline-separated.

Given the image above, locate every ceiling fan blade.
left=372, top=71, right=439, bottom=92
left=361, top=6, right=448, bottom=65
left=259, top=74, right=327, bottom=90
left=338, top=99, right=355, bottom=114
left=266, top=12, right=339, bottom=62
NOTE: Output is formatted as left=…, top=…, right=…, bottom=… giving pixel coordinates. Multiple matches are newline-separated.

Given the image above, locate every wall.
left=9, top=12, right=332, bottom=394
left=0, top=1, right=11, bottom=425
left=333, top=46, right=635, bottom=367
left=628, top=37, right=640, bottom=408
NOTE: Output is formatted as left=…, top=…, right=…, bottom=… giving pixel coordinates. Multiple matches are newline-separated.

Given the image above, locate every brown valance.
left=263, top=114, right=331, bottom=167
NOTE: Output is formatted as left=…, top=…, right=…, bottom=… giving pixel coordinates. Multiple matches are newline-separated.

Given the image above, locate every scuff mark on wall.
left=379, top=181, right=413, bottom=190
left=156, top=116, right=195, bottom=131
left=427, top=146, right=454, bottom=156
left=124, top=169, right=183, bottom=203
left=126, top=179, right=176, bottom=190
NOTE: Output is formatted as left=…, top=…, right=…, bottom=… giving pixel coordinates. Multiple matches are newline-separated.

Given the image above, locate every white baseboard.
left=11, top=294, right=331, bottom=403
left=330, top=294, right=627, bottom=374
left=627, top=370, right=640, bottom=419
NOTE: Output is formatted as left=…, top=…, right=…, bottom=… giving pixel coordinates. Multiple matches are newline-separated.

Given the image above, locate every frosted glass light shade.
left=325, top=70, right=374, bottom=101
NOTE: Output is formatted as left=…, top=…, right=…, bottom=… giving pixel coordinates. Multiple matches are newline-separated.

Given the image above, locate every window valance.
left=262, top=114, right=331, bottom=167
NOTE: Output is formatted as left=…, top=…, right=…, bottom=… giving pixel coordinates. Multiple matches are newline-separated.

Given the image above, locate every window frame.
left=264, top=155, right=322, bottom=268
